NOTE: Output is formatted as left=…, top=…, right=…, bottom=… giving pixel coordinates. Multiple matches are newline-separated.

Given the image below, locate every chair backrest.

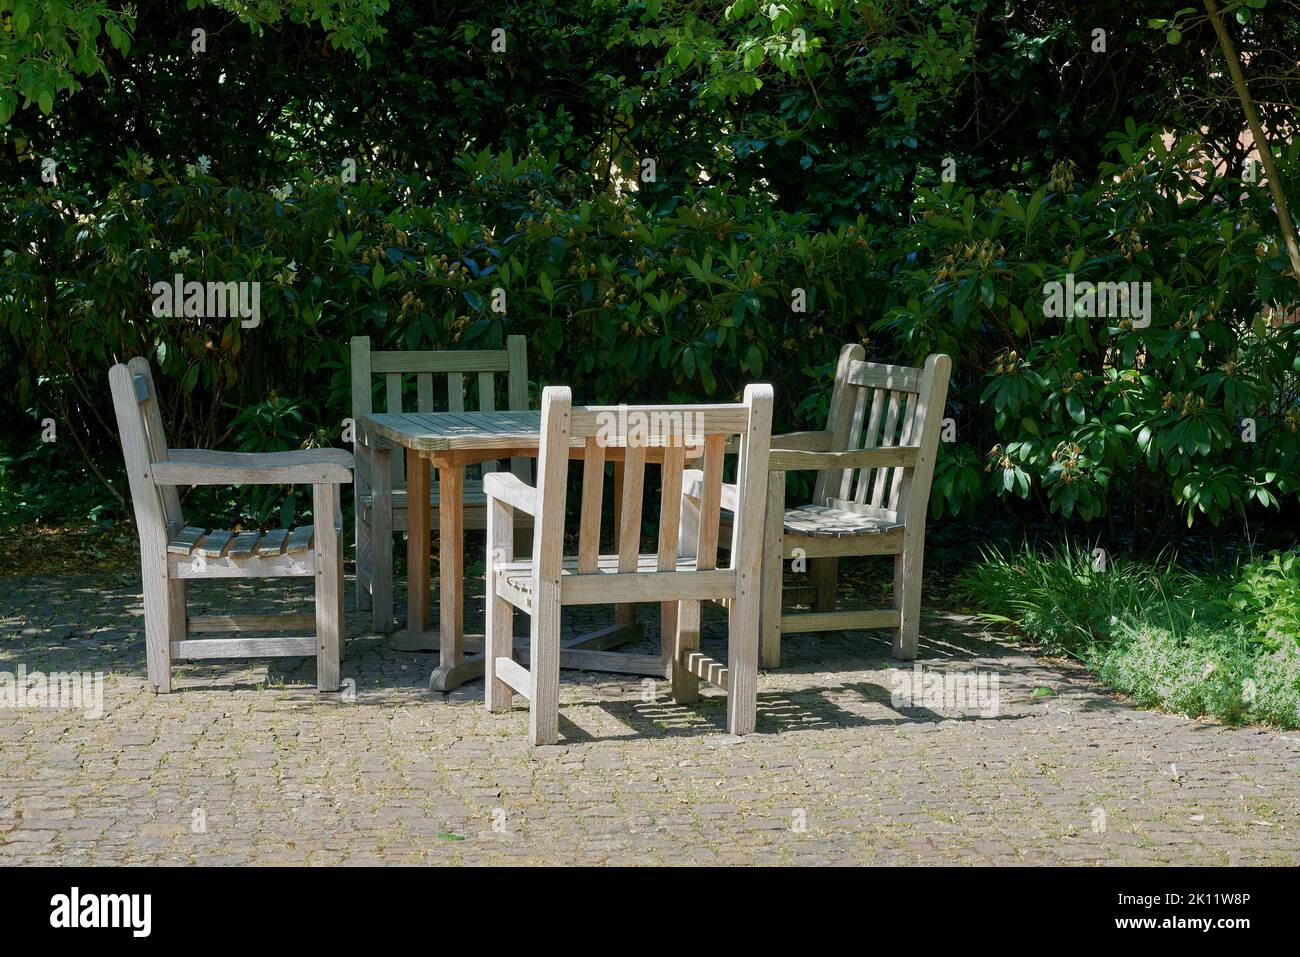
left=109, top=357, right=185, bottom=547
left=813, top=346, right=952, bottom=526
left=350, top=335, right=530, bottom=485
left=529, top=385, right=773, bottom=588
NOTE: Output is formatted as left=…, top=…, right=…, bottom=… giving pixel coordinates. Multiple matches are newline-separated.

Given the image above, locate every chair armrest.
left=154, top=448, right=354, bottom=486
left=767, top=446, right=919, bottom=472
left=771, top=430, right=834, bottom=452
left=483, top=471, right=538, bottom=515
left=681, top=469, right=739, bottom=511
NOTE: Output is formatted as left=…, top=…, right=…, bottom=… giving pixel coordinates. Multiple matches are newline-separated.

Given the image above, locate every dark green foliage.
left=1, top=1, right=1298, bottom=537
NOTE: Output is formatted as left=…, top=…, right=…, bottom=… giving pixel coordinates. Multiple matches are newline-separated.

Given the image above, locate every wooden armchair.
left=109, top=357, right=353, bottom=693
left=684, top=347, right=951, bottom=666
left=482, top=385, right=773, bottom=745
left=350, top=335, right=529, bottom=632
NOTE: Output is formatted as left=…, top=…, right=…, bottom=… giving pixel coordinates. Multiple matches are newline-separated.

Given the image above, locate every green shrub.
left=883, top=122, right=1300, bottom=530
left=1, top=148, right=888, bottom=522
left=1229, top=548, right=1300, bottom=649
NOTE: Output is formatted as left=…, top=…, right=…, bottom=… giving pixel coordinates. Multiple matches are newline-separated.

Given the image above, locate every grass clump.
left=959, top=543, right=1300, bottom=729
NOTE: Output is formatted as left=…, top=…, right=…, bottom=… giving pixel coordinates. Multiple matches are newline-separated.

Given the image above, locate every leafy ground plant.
left=960, top=542, right=1300, bottom=729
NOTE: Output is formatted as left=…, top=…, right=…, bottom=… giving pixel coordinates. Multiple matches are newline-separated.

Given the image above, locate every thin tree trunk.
left=1203, top=0, right=1300, bottom=279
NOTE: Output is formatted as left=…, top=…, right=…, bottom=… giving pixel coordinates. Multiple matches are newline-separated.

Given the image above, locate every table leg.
left=391, top=449, right=430, bottom=650
left=428, top=464, right=489, bottom=692
left=438, top=464, right=465, bottom=668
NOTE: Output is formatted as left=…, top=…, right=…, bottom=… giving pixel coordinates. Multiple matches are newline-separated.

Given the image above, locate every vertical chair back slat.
left=576, top=437, right=606, bottom=573
left=656, top=443, right=686, bottom=571
left=694, top=434, right=726, bottom=571
left=448, top=372, right=464, bottom=412
left=417, top=373, right=434, bottom=413
left=478, top=372, right=497, bottom=474
left=615, top=444, right=647, bottom=573
left=385, top=372, right=405, bottom=485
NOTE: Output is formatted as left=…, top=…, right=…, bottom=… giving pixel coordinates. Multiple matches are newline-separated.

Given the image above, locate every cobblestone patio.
left=2, top=570, right=1297, bottom=865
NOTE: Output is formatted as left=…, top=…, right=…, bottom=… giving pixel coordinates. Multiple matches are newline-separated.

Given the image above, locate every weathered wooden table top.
left=358, top=410, right=541, bottom=452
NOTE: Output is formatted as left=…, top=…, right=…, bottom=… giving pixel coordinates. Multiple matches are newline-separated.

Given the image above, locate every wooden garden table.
left=356, top=410, right=646, bottom=691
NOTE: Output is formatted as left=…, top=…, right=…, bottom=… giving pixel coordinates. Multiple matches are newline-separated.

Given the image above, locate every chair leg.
left=529, top=594, right=562, bottom=746
left=355, top=508, right=372, bottom=613
left=370, top=446, right=394, bottom=635
left=314, top=484, right=344, bottom=692
left=726, top=589, right=759, bottom=737
left=672, top=489, right=701, bottom=703
left=892, top=539, right=923, bottom=660
left=759, top=474, right=784, bottom=669
left=671, top=599, right=700, bottom=704
left=354, top=443, right=373, bottom=613
left=486, top=595, right=515, bottom=713
left=485, top=498, right=514, bottom=713
left=810, top=557, right=838, bottom=612
left=143, top=573, right=183, bottom=694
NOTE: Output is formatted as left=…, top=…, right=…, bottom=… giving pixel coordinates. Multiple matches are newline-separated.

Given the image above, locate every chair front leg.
left=726, top=589, right=759, bottom=737
left=369, top=445, right=394, bottom=634
left=485, top=496, right=515, bottom=713
left=314, top=483, right=344, bottom=691
left=529, top=579, right=562, bottom=746
left=759, top=470, right=784, bottom=669
left=143, top=571, right=184, bottom=694
left=892, top=531, right=924, bottom=660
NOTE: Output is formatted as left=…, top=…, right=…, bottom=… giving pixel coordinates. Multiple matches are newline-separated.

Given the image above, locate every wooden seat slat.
left=259, top=528, right=289, bottom=555
left=193, top=529, right=234, bottom=558
left=167, top=525, right=207, bottom=556
left=226, top=530, right=261, bottom=559
left=285, top=525, right=315, bottom=554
